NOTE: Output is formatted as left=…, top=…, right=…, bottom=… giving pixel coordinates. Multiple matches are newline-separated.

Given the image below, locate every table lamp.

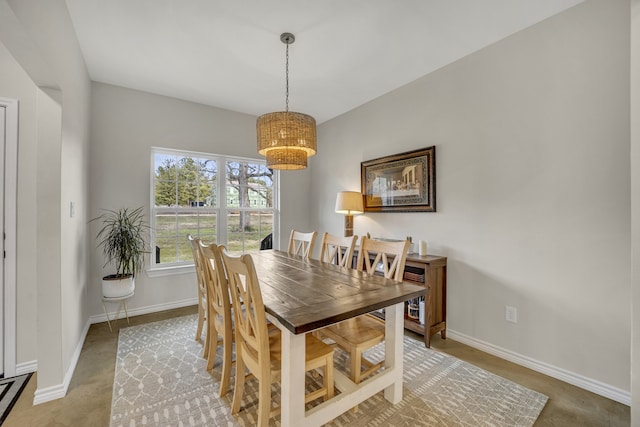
left=335, top=191, right=364, bottom=237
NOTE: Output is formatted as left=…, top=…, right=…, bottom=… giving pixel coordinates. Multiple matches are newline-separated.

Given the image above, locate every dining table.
left=249, top=249, right=428, bottom=427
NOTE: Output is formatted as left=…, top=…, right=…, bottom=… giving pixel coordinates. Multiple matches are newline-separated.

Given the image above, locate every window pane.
left=258, top=211, right=274, bottom=240
left=226, top=210, right=274, bottom=252
left=155, top=236, right=177, bottom=264
left=227, top=232, right=244, bottom=253
left=177, top=237, right=193, bottom=263
left=177, top=213, right=199, bottom=237
left=226, top=161, right=274, bottom=208
left=154, top=154, right=178, bottom=206
left=155, top=213, right=177, bottom=237
left=199, top=213, right=217, bottom=235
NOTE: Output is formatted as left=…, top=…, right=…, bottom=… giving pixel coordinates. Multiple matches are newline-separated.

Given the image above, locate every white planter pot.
left=102, top=274, right=135, bottom=298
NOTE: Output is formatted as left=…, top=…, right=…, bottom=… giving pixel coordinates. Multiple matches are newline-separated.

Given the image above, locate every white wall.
left=313, top=0, right=631, bottom=400
left=0, top=0, right=91, bottom=401
left=88, top=82, right=311, bottom=318
left=35, top=88, right=63, bottom=389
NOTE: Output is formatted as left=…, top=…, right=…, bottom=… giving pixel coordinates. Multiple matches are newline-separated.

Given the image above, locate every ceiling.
left=65, top=0, right=583, bottom=124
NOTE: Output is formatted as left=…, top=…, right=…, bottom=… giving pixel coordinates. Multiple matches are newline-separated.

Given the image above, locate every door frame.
left=1, top=97, right=18, bottom=378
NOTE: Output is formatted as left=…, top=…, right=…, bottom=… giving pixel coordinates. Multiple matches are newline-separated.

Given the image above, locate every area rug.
left=110, top=315, right=547, bottom=426
left=0, top=372, right=32, bottom=425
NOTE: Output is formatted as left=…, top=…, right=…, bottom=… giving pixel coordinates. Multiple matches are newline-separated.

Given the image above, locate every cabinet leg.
left=441, top=330, right=446, bottom=339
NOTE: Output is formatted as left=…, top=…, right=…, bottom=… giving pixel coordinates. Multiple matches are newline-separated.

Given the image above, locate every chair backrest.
left=288, top=229, right=317, bottom=259
left=356, top=237, right=410, bottom=282
left=199, top=242, right=232, bottom=325
left=221, top=249, right=270, bottom=373
left=188, top=234, right=207, bottom=294
left=319, top=233, right=357, bottom=268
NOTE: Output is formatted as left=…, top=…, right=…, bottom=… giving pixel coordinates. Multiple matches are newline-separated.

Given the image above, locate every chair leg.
left=206, top=328, right=217, bottom=371
left=196, top=299, right=204, bottom=342
left=351, top=349, right=362, bottom=413
left=218, top=332, right=233, bottom=397
left=203, top=313, right=211, bottom=359
left=324, top=356, right=334, bottom=400
left=231, top=352, right=245, bottom=415
left=351, top=348, right=362, bottom=384
left=257, top=376, right=271, bottom=427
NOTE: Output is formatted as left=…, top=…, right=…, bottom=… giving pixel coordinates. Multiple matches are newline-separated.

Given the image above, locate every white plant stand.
left=102, top=291, right=134, bottom=332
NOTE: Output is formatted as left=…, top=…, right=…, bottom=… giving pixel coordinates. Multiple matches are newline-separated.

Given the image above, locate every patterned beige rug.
left=110, top=315, right=547, bottom=426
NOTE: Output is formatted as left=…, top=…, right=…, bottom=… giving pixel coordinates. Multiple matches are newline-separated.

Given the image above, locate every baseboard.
left=33, top=382, right=66, bottom=405
left=16, top=360, right=37, bottom=376
left=446, top=329, right=631, bottom=406
left=89, top=297, right=198, bottom=325
left=33, top=319, right=91, bottom=405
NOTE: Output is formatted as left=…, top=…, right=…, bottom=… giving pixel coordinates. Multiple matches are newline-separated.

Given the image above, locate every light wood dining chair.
left=199, top=242, right=234, bottom=397
left=188, top=235, right=209, bottom=354
left=288, top=229, right=317, bottom=260
left=319, top=237, right=410, bottom=384
left=221, top=249, right=334, bottom=427
left=319, top=232, right=357, bottom=268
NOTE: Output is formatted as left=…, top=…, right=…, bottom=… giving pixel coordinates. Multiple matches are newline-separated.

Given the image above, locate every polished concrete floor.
left=4, top=306, right=630, bottom=426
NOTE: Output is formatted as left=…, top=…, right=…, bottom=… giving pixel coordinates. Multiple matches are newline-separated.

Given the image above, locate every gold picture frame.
left=361, top=146, right=436, bottom=212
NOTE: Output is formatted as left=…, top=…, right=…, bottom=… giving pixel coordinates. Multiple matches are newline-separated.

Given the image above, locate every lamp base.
left=344, top=215, right=354, bottom=237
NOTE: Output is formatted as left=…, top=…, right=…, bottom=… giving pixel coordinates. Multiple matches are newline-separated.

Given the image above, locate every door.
left=0, top=103, right=5, bottom=377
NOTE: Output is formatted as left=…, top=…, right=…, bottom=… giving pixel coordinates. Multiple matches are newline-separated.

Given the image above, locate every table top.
left=249, top=250, right=428, bottom=335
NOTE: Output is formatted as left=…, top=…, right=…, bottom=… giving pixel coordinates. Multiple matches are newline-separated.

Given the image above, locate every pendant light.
left=257, top=32, right=317, bottom=170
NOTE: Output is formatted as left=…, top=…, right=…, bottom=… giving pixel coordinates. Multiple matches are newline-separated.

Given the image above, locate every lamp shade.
left=335, top=191, right=364, bottom=215
left=257, top=111, right=317, bottom=170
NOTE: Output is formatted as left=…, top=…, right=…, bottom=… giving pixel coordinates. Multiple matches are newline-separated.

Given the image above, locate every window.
left=151, top=148, right=278, bottom=267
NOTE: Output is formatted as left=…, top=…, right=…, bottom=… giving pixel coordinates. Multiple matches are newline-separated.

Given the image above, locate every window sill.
left=146, top=264, right=194, bottom=278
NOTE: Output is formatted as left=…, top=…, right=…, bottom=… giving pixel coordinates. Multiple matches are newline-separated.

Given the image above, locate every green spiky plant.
left=92, top=207, right=150, bottom=278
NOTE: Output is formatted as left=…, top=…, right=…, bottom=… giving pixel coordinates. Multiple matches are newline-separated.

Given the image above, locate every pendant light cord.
left=285, top=42, right=289, bottom=112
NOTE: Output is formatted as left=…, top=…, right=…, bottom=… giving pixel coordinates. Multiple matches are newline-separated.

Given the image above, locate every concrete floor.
left=4, top=306, right=630, bottom=426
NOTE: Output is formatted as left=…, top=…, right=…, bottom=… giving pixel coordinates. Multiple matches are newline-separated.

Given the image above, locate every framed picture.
left=361, top=146, right=436, bottom=212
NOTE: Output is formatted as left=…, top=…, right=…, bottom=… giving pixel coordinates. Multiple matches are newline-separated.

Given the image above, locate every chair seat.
left=321, top=314, right=385, bottom=348
left=268, top=330, right=335, bottom=365
left=318, top=313, right=385, bottom=385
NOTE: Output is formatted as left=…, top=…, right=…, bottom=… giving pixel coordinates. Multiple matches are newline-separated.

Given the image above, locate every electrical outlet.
left=505, top=306, right=518, bottom=323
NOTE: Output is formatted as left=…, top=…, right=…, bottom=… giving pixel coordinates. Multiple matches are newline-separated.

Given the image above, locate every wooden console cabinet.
left=402, top=254, right=447, bottom=348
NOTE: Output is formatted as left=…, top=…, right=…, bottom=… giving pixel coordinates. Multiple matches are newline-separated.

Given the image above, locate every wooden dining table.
left=249, top=249, right=428, bottom=427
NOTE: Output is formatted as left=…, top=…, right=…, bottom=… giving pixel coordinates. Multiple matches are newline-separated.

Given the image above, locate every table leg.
left=384, top=302, right=403, bottom=404
left=280, top=328, right=306, bottom=427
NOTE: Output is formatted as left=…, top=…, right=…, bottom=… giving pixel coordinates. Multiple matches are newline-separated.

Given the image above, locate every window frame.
left=149, top=147, right=279, bottom=274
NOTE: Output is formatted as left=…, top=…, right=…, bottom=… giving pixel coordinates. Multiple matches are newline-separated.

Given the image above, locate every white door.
left=0, top=97, right=17, bottom=379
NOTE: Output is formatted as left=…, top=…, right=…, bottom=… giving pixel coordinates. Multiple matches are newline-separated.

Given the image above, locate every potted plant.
left=92, top=207, right=149, bottom=298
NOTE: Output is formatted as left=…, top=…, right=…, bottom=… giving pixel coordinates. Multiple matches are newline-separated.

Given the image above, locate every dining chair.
left=221, top=249, right=334, bottom=427
left=288, top=229, right=317, bottom=260
left=188, top=235, right=209, bottom=354
left=319, top=237, right=410, bottom=384
left=199, top=242, right=234, bottom=397
left=319, top=232, right=357, bottom=268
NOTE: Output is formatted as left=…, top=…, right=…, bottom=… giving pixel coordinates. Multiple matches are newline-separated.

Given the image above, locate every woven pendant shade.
left=257, top=111, right=316, bottom=170
left=257, top=33, right=317, bottom=170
